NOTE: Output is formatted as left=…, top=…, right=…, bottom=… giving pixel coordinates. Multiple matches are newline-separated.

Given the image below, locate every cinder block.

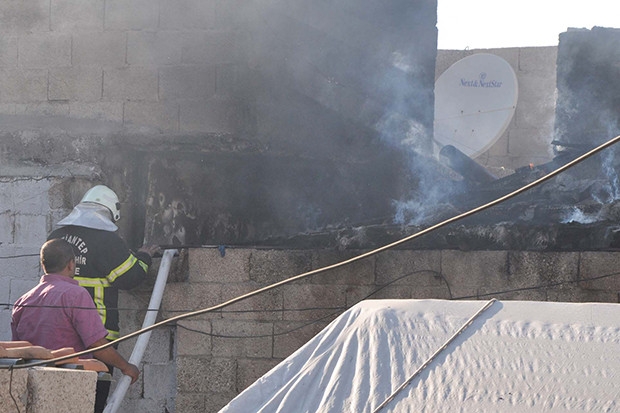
left=103, top=67, right=158, bottom=101
left=174, top=393, right=206, bottom=413
left=160, top=0, right=216, bottom=30
left=176, top=356, right=236, bottom=393
left=143, top=362, right=176, bottom=399
left=176, top=319, right=212, bottom=356
left=0, top=213, right=14, bottom=244
left=124, top=101, right=179, bottom=133
left=0, top=278, right=9, bottom=305
left=281, top=284, right=347, bottom=322
left=513, top=98, right=555, bottom=131
left=345, top=285, right=376, bottom=306
left=203, top=392, right=237, bottom=413
left=0, top=0, right=49, bottom=33
left=51, top=0, right=104, bottom=32
left=117, top=397, right=172, bottom=413
left=13, top=214, right=48, bottom=246
left=309, top=250, right=375, bottom=286
left=0, top=103, right=16, bottom=114
left=0, top=37, right=18, bottom=67
left=221, top=283, right=282, bottom=321
left=189, top=248, right=251, bottom=283
left=104, top=0, right=158, bottom=30
left=363, top=284, right=413, bottom=300
left=435, top=50, right=472, bottom=78
left=110, top=359, right=143, bottom=400
left=159, top=65, right=216, bottom=101
left=161, top=282, right=223, bottom=320
left=142, top=327, right=173, bottom=364
left=179, top=97, right=240, bottom=133
left=375, top=250, right=442, bottom=286
left=483, top=131, right=510, bottom=158
left=14, top=102, right=70, bottom=117
left=69, top=101, right=124, bottom=122
left=181, top=31, right=238, bottom=65
left=72, top=31, right=126, bottom=67
left=545, top=286, right=609, bottom=303
left=0, top=368, right=27, bottom=413
left=27, top=367, right=97, bottom=413
left=236, top=358, right=281, bottom=392
left=518, top=46, right=558, bottom=74
left=508, top=251, right=579, bottom=289
left=0, top=68, right=47, bottom=103
left=447, top=286, right=485, bottom=301
left=0, top=182, right=12, bottom=208
left=0, top=246, right=41, bottom=279
left=441, top=250, right=509, bottom=290
left=554, top=288, right=618, bottom=303
left=249, top=249, right=313, bottom=284
left=10, top=278, right=40, bottom=303
left=0, top=309, right=11, bottom=341
left=507, top=127, right=555, bottom=157
left=579, top=251, right=620, bottom=291
left=517, top=71, right=556, bottom=103
left=9, top=179, right=50, bottom=215
left=276, top=1, right=377, bottom=58
left=18, top=33, right=71, bottom=68
left=116, top=290, right=145, bottom=335
left=210, top=320, right=273, bottom=358
left=273, top=320, right=328, bottom=359
left=411, top=286, right=453, bottom=300
left=483, top=47, right=520, bottom=69
left=215, top=64, right=251, bottom=97
left=49, top=67, right=102, bottom=101
left=127, top=31, right=184, bottom=66
left=214, top=0, right=245, bottom=30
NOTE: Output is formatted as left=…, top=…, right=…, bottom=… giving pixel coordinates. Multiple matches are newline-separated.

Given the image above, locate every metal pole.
left=103, top=249, right=177, bottom=413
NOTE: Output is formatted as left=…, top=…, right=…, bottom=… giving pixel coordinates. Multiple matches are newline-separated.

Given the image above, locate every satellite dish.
left=434, top=53, right=518, bottom=158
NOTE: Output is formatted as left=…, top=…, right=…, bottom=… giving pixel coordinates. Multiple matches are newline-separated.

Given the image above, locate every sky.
left=437, top=0, right=620, bottom=49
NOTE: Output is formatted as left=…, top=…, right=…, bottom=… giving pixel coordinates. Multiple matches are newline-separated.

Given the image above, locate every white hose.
left=103, top=249, right=177, bottom=413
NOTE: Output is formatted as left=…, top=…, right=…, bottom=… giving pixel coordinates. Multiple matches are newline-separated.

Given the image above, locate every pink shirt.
left=11, top=274, right=109, bottom=354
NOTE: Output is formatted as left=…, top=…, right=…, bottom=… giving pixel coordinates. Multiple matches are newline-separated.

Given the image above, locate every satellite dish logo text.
left=460, top=72, right=503, bottom=88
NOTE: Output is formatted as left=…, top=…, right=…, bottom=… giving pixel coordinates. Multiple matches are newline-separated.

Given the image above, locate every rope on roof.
left=372, top=298, right=497, bottom=413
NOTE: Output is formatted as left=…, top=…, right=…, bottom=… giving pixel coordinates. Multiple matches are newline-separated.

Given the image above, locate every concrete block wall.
left=0, top=367, right=97, bottom=413
left=0, top=172, right=99, bottom=341
left=436, top=46, right=558, bottom=172
left=0, top=0, right=244, bottom=134
left=153, top=246, right=619, bottom=412
left=0, top=179, right=51, bottom=340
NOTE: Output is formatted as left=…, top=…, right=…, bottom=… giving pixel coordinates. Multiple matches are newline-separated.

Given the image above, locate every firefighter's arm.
left=138, top=244, right=161, bottom=257
left=107, top=244, right=157, bottom=289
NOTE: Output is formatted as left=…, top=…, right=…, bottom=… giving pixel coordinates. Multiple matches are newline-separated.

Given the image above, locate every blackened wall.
left=555, top=27, right=620, bottom=148
left=142, top=0, right=438, bottom=246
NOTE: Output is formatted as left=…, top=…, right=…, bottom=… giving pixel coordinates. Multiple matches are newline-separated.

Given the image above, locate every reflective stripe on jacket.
left=48, top=225, right=151, bottom=340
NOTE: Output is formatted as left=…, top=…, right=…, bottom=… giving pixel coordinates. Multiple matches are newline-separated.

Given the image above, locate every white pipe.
left=103, top=249, right=177, bottom=413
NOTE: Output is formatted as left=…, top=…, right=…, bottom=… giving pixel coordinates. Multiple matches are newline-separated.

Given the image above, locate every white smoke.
left=560, top=207, right=598, bottom=224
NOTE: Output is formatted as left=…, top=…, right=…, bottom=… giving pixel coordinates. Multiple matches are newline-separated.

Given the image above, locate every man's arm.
left=88, top=338, right=140, bottom=384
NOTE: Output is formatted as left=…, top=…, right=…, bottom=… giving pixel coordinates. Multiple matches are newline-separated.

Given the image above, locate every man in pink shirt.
left=11, top=238, right=139, bottom=412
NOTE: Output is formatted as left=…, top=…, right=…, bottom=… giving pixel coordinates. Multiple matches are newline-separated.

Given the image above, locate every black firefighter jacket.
left=48, top=225, right=151, bottom=341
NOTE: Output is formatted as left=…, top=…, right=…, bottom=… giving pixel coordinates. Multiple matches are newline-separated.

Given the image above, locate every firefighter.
left=48, top=184, right=159, bottom=412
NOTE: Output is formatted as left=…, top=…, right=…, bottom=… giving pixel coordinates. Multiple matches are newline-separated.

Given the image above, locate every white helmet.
left=81, top=185, right=121, bottom=221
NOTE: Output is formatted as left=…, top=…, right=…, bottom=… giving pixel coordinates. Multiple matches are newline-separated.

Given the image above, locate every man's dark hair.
left=41, top=239, right=76, bottom=274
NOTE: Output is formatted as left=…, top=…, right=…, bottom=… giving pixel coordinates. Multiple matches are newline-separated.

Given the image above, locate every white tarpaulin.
left=220, top=299, right=620, bottom=412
